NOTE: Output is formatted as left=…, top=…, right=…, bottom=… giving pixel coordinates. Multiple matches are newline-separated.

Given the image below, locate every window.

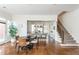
left=31, top=24, right=35, bottom=34
left=31, top=24, right=43, bottom=34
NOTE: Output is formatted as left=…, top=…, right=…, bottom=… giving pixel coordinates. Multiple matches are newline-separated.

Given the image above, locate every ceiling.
left=0, top=4, right=79, bottom=15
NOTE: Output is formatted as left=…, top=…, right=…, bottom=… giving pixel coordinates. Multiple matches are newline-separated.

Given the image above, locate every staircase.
left=56, top=32, right=62, bottom=43
left=63, top=33, right=76, bottom=44
left=57, top=20, right=76, bottom=44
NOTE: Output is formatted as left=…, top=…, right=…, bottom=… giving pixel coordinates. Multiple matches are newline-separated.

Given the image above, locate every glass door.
left=0, top=22, right=6, bottom=43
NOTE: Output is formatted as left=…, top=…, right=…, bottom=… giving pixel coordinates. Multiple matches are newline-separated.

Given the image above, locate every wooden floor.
left=0, top=41, right=79, bottom=55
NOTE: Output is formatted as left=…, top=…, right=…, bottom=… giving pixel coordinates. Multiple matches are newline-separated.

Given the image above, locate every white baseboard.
left=0, top=39, right=10, bottom=45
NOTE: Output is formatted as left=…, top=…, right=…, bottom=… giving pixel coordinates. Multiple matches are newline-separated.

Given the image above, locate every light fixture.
left=3, top=6, right=6, bottom=8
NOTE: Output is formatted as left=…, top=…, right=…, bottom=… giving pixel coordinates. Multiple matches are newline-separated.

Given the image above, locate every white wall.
left=12, top=15, right=57, bottom=37
left=12, top=15, right=27, bottom=36
left=59, top=8, right=79, bottom=43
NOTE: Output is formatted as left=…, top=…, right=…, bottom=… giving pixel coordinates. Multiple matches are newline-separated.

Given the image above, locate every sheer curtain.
left=0, top=23, right=6, bottom=42
left=0, top=18, right=6, bottom=43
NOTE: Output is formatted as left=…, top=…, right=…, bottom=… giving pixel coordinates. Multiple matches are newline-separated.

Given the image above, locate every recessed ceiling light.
left=3, top=6, right=6, bottom=8
left=53, top=4, right=57, bottom=5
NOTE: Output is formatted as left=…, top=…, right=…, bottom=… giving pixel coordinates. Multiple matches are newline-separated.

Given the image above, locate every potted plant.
left=9, top=23, right=17, bottom=43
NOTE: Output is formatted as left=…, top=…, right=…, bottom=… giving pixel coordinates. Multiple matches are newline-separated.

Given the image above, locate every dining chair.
left=16, top=37, right=30, bottom=53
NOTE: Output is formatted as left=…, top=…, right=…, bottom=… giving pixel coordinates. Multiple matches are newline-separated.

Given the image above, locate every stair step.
left=60, top=44, right=79, bottom=46
left=64, top=41, right=76, bottom=44
left=64, top=39, right=75, bottom=41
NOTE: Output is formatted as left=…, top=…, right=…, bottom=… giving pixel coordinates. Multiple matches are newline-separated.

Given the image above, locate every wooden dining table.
left=15, top=36, right=39, bottom=52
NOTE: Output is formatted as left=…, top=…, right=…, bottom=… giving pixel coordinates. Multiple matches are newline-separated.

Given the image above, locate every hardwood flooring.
left=0, top=41, right=79, bottom=55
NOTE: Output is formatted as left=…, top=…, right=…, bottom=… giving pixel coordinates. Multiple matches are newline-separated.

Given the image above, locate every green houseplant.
left=9, top=23, right=17, bottom=42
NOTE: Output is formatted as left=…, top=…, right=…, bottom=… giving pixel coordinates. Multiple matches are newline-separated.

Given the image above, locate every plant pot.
left=11, top=38, right=16, bottom=43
